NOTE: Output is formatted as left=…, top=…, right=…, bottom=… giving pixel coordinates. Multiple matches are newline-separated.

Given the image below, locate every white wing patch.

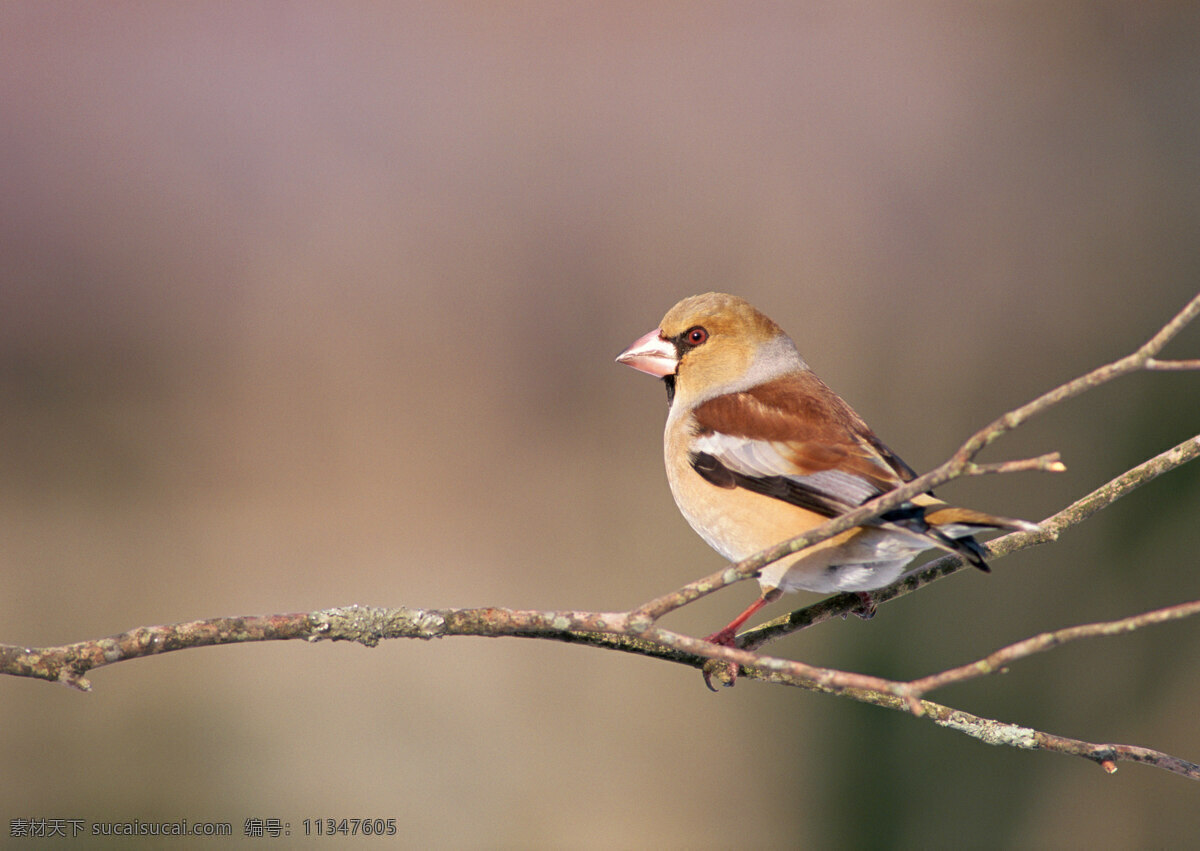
left=797, top=469, right=882, bottom=505
left=692, top=432, right=882, bottom=505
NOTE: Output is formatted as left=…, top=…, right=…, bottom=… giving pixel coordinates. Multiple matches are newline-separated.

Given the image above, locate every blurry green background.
left=3, top=3, right=1200, bottom=848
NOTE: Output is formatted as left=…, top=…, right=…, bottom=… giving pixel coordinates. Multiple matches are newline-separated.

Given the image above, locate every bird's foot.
left=853, top=591, right=876, bottom=620
left=702, top=658, right=739, bottom=690
left=699, top=591, right=779, bottom=690
left=701, top=628, right=740, bottom=690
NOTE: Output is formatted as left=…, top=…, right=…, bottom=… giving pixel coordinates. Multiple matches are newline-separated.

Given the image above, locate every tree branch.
left=898, top=598, right=1200, bottom=699
left=2, top=292, right=1198, bottom=781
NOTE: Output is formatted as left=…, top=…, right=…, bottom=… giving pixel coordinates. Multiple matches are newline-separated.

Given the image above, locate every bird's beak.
left=615, top=328, right=678, bottom=378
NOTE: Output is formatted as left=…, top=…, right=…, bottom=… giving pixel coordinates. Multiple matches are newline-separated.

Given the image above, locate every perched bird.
left=616, top=293, right=1035, bottom=652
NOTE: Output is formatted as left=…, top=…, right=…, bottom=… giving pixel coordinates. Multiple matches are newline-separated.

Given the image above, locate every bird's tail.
left=883, top=496, right=1039, bottom=572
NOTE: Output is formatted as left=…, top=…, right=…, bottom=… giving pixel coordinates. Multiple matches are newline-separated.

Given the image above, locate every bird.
left=616, top=292, right=1036, bottom=660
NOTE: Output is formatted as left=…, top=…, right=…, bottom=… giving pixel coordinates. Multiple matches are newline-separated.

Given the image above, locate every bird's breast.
left=663, top=414, right=827, bottom=563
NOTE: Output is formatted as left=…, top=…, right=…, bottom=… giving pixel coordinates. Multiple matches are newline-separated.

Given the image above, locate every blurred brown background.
left=3, top=3, right=1200, bottom=848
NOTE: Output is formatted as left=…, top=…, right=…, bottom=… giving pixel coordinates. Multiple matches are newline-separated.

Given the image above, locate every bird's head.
left=616, top=292, right=804, bottom=407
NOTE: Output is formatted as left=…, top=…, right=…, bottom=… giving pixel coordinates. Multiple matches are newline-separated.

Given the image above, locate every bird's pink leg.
left=701, top=588, right=783, bottom=689
left=704, top=592, right=775, bottom=647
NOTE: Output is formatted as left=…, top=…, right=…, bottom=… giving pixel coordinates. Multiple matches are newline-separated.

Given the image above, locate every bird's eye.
left=685, top=326, right=708, bottom=345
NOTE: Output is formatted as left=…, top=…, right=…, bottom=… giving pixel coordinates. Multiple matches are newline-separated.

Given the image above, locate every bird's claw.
left=854, top=591, right=877, bottom=620
left=701, top=629, right=741, bottom=690
left=702, top=658, right=739, bottom=690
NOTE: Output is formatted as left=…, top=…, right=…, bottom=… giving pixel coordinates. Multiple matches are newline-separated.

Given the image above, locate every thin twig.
left=920, top=704, right=1200, bottom=781
left=898, top=599, right=1200, bottom=700
left=966, top=453, right=1066, bottom=476
left=0, top=614, right=313, bottom=691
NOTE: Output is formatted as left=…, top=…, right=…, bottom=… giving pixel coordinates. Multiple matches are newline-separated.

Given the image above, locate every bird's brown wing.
left=689, top=371, right=912, bottom=516
left=689, top=372, right=998, bottom=570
